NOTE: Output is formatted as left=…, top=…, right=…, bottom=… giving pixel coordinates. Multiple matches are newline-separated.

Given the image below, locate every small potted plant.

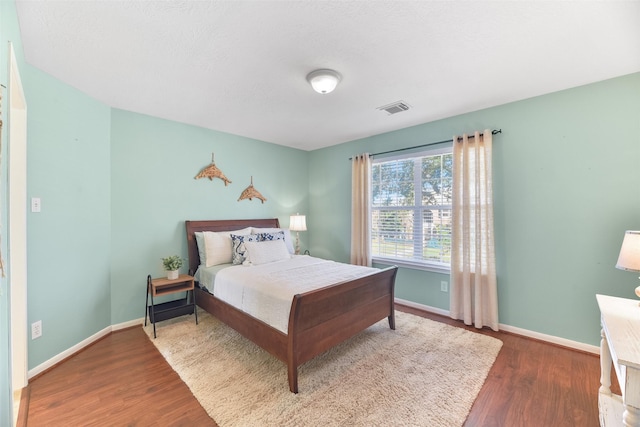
left=162, top=255, right=184, bottom=280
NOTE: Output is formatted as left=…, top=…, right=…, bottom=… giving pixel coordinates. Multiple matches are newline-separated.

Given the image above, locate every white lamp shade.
left=306, top=69, right=341, bottom=94
left=616, top=230, right=640, bottom=272
left=289, top=214, right=307, bottom=231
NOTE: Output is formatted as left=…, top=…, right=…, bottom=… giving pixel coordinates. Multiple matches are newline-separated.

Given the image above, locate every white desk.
left=597, top=294, right=640, bottom=427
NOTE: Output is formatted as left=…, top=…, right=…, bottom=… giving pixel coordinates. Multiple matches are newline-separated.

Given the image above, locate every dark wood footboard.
left=286, top=265, right=397, bottom=392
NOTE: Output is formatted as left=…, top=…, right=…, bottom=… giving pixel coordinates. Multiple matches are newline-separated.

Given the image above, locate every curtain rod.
left=348, top=129, right=502, bottom=160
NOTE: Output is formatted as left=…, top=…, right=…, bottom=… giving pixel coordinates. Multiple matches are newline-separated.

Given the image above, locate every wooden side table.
left=145, top=274, right=198, bottom=338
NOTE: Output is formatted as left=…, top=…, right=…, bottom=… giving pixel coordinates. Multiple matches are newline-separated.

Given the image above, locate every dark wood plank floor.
left=399, top=305, right=606, bottom=427
left=19, top=305, right=604, bottom=426
left=21, top=325, right=216, bottom=427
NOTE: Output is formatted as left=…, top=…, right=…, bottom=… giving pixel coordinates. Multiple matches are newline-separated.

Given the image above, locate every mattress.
left=194, top=262, right=231, bottom=292
left=195, top=255, right=379, bottom=333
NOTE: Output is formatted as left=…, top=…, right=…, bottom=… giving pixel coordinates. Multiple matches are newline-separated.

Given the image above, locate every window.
left=371, top=147, right=452, bottom=272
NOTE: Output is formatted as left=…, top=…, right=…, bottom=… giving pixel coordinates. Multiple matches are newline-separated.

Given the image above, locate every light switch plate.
left=31, top=197, right=41, bottom=212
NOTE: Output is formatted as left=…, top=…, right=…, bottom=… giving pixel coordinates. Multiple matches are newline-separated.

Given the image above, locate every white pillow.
left=194, top=232, right=207, bottom=266
left=195, top=227, right=251, bottom=267
left=251, top=227, right=295, bottom=254
left=244, top=240, right=291, bottom=265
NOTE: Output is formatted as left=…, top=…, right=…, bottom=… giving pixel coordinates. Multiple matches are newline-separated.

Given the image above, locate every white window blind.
left=371, top=147, right=452, bottom=271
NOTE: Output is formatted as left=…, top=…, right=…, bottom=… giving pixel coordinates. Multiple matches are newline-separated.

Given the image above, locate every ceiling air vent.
left=377, top=101, right=410, bottom=115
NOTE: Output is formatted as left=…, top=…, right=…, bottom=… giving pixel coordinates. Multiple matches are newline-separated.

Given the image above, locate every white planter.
left=167, top=270, right=179, bottom=280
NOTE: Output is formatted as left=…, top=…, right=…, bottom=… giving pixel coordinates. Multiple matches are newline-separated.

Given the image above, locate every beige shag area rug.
left=144, top=309, right=502, bottom=427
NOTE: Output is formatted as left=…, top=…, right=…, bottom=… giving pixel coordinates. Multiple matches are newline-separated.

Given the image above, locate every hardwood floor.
left=399, top=305, right=607, bottom=427
left=20, top=325, right=216, bottom=427
left=18, top=306, right=604, bottom=426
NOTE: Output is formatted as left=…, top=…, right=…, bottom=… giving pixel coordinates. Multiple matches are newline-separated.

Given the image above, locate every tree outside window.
left=371, top=148, right=452, bottom=271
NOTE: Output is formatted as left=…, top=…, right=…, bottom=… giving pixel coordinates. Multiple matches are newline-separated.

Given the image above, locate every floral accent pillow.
left=231, top=233, right=261, bottom=265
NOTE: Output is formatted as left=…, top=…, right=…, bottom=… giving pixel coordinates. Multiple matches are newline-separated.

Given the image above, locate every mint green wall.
left=309, top=72, right=640, bottom=346
left=0, top=3, right=111, bottom=375
left=24, top=66, right=112, bottom=368
left=110, top=109, right=309, bottom=323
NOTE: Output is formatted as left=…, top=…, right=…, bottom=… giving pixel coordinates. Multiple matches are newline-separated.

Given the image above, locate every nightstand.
left=145, top=274, right=198, bottom=338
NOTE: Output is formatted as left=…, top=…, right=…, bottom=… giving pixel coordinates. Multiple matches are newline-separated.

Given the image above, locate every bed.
left=185, top=218, right=398, bottom=393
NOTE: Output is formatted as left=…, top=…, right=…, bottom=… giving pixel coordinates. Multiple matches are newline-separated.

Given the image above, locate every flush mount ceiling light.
left=306, top=69, right=341, bottom=94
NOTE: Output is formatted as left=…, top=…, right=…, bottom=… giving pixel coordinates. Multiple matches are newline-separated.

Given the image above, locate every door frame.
left=8, top=40, right=28, bottom=395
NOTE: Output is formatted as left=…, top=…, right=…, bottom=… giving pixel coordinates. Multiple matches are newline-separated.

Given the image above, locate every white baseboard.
left=27, top=317, right=145, bottom=379
left=396, top=298, right=450, bottom=317
left=394, top=298, right=599, bottom=355
left=113, top=317, right=144, bottom=331
left=28, top=326, right=111, bottom=379
left=499, top=323, right=599, bottom=354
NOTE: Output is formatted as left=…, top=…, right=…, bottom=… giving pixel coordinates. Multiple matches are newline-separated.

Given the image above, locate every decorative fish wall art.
left=238, top=176, right=267, bottom=203
left=194, top=153, right=232, bottom=186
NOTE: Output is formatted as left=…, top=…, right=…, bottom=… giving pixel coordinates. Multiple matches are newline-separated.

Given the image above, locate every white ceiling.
left=15, top=1, right=640, bottom=151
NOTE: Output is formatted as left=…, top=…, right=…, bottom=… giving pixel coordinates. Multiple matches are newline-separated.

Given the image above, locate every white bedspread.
left=210, top=255, right=379, bottom=334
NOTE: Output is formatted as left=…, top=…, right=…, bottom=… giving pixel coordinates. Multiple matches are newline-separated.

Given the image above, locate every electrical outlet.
left=440, top=281, right=448, bottom=292
left=31, top=320, right=42, bottom=339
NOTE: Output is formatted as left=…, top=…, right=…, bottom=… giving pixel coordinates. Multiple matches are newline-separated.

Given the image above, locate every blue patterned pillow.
left=258, top=231, right=285, bottom=242
left=231, top=233, right=260, bottom=265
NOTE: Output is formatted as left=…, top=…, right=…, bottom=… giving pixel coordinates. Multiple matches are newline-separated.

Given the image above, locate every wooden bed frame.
left=185, top=219, right=398, bottom=393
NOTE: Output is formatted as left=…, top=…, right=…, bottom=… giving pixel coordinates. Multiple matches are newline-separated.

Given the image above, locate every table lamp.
left=616, top=230, right=640, bottom=298
left=289, top=213, right=307, bottom=255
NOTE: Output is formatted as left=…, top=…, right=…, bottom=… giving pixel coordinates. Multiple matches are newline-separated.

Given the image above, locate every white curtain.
left=351, top=153, right=372, bottom=266
left=450, top=130, right=499, bottom=331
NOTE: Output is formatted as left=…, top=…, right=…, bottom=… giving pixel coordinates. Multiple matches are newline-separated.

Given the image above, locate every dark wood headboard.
left=185, top=218, right=280, bottom=274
